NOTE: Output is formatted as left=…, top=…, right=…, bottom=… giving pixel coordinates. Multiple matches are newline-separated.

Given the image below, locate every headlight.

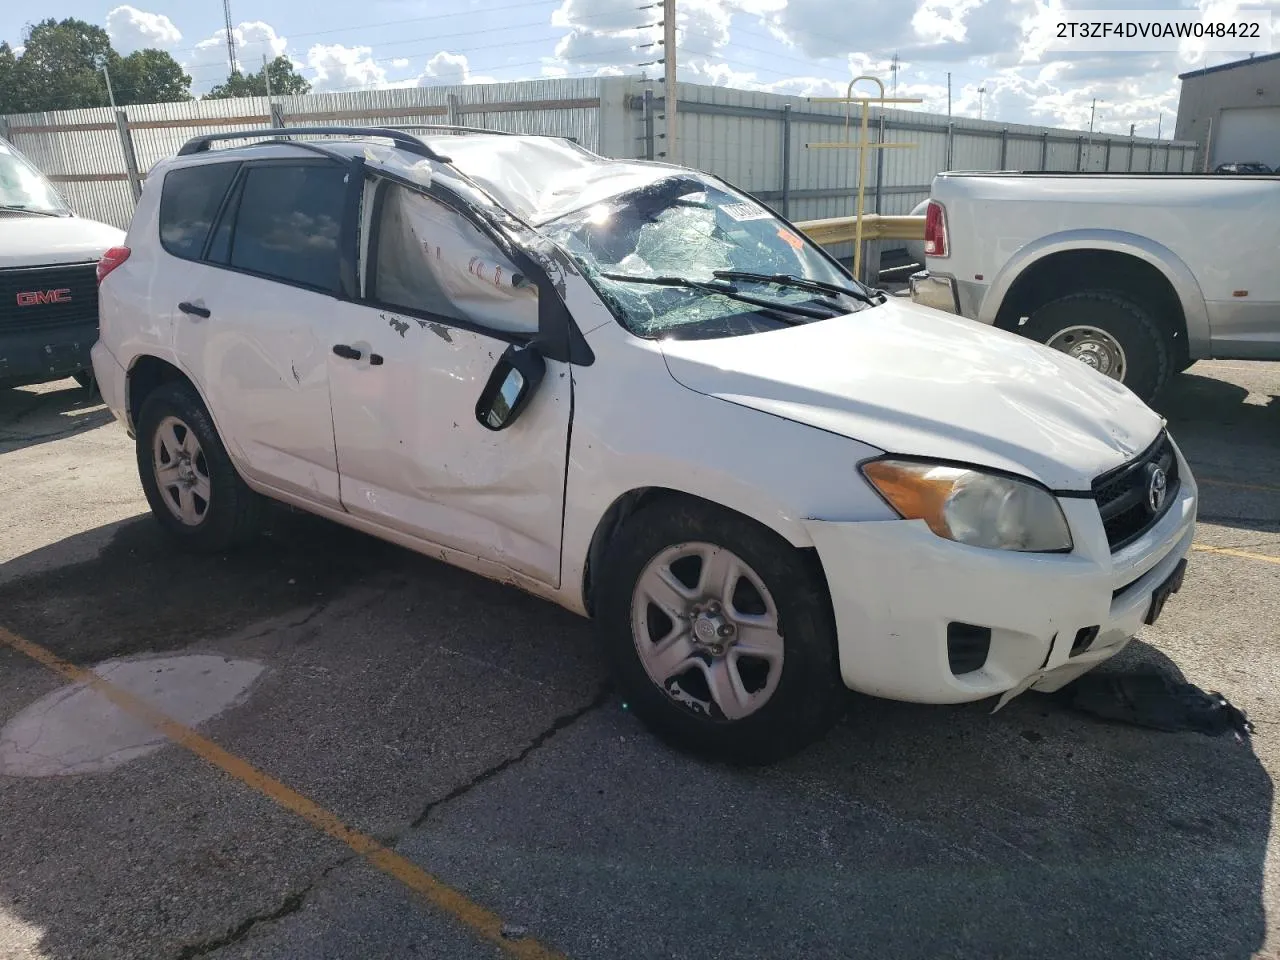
left=861, top=459, right=1073, bottom=552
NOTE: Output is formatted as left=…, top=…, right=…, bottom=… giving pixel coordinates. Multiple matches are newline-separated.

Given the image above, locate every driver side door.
left=326, top=178, right=573, bottom=586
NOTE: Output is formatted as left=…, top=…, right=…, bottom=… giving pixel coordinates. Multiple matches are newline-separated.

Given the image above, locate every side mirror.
left=475, top=342, right=546, bottom=431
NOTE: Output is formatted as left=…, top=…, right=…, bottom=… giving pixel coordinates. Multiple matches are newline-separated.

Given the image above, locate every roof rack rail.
left=176, top=126, right=449, bottom=161
left=386, top=124, right=516, bottom=136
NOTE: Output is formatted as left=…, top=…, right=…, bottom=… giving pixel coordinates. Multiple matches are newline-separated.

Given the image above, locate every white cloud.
left=306, top=43, right=387, bottom=92
left=106, top=5, right=181, bottom=54
left=392, top=58, right=410, bottom=69
left=419, top=51, right=497, bottom=86
left=187, top=20, right=290, bottom=93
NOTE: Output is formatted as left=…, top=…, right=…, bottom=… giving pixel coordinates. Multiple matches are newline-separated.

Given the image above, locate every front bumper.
left=804, top=445, right=1198, bottom=705
left=0, top=322, right=97, bottom=387
left=908, top=271, right=960, bottom=314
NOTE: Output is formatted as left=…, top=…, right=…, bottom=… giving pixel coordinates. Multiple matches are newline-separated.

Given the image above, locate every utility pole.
left=662, top=0, right=677, bottom=163
left=1086, top=97, right=1101, bottom=168
left=263, top=52, right=272, bottom=98
left=890, top=52, right=899, bottom=97
left=977, top=85, right=986, bottom=120
left=102, top=65, right=116, bottom=108
left=1156, top=112, right=1162, bottom=138
left=946, top=72, right=951, bottom=118
left=1129, top=122, right=1136, bottom=136
left=223, top=0, right=239, bottom=75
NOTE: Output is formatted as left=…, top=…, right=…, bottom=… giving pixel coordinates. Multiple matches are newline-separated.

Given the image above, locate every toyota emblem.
left=1145, top=464, right=1168, bottom=513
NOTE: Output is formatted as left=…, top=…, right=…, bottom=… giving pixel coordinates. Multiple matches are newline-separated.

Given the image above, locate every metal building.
left=1176, top=51, right=1280, bottom=171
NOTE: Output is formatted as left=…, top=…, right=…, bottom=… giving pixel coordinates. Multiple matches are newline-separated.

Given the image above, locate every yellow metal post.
left=806, top=76, right=922, bottom=282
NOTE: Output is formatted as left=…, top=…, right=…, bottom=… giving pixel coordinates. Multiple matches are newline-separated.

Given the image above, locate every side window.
left=370, top=184, right=538, bottom=336
left=158, top=162, right=240, bottom=261
left=227, top=163, right=347, bottom=293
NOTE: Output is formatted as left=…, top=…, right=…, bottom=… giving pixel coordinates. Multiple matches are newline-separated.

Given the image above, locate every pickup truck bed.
left=909, top=171, right=1280, bottom=402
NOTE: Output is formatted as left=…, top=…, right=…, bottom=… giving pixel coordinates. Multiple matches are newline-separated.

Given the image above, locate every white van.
left=0, top=136, right=125, bottom=388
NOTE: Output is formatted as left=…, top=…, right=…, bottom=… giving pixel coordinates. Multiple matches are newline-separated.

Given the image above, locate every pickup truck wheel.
left=595, top=499, right=843, bottom=764
left=135, top=381, right=264, bottom=553
left=1020, top=291, right=1171, bottom=402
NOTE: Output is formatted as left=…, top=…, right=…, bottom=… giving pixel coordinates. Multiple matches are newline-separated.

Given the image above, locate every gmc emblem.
left=16, top=288, right=72, bottom=306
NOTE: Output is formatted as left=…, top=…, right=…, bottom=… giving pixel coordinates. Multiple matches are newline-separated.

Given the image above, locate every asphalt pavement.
left=0, top=358, right=1277, bottom=960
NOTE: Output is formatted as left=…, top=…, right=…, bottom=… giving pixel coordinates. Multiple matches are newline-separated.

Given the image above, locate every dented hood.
left=659, top=296, right=1165, bottom=491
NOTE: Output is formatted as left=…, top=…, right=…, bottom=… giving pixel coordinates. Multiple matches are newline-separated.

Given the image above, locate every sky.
left=2, top=0, right=1278, bottom=137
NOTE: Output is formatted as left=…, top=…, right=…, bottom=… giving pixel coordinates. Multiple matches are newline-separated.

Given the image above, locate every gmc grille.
left=1092, top=431, right=1180, bottom=553
left=0, top=262, right=100, bottom=334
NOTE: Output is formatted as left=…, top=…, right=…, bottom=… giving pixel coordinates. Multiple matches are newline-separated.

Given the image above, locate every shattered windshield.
left=538, top=174, right=874, bottom=339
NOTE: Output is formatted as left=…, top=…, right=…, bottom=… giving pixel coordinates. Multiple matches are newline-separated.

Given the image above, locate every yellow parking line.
left=1198, top=477, right=1280, bottom=496
left=0, top=626, right=567, bottom=960
left=1192, top=544, right=1280, bottom=566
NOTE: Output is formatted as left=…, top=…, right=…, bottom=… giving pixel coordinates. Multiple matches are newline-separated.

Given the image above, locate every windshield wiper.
left=599, top=272, right=840, bottom=321
left=712, top=270, right=882, bottom=305
left=0, top=204, right=63, bottom=217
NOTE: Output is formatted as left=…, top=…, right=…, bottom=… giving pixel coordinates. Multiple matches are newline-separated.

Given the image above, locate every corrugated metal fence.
left=1, top=74, right=1198, bottom=237
left=633, top=82, right=1198, bottom=230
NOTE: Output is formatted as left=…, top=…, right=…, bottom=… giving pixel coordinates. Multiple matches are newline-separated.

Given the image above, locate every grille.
left=0, top=262, right=100, bottom=334
left=1092, top=431, right=1180, bottom=552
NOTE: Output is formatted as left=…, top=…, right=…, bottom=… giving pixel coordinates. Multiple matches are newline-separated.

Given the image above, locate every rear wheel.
left=1019, top=290, right=1172, bottom=403
left=135, top=381, right=264, bottom=552
left=71, top=369, right=94, bottom=390
left=595, top=498, right=844, bottom=764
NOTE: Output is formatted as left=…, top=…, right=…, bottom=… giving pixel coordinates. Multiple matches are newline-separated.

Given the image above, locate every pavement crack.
left=409, top=683, right=612, bottom=829
left=172, top=856, right=355, bottom=959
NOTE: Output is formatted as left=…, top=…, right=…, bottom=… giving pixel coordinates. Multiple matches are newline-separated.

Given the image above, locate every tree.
left=0, top=18, right=192, bottom=113
left=9, top=18, right=113, bottom=113
left=205, top=56, right=310, bottom=99
left=110, top=49, right=192, bottom=105
left=0, top=43, right=17, bottom=115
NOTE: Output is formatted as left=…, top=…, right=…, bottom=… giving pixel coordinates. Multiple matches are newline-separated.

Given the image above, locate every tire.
left=72, top=369, right=94, bottom=390
left=135, top=380, right=264, bottom=553
left=1019, top=291, right=1172, bottom=403
left=595, top=497, right=844, bottom=765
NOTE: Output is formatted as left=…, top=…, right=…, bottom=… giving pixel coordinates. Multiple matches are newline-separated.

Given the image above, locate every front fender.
left=979, top=228, right=1211, bottom=357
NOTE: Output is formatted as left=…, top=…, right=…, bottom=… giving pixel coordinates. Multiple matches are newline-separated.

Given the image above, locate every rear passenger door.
left=163, top=156, right=347, bottom=508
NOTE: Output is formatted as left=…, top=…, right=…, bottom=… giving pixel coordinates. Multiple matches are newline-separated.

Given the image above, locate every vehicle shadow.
left=1151, top=367, right=1280, bottom=533
left=1154, top=366, right=1279, bottom=449
left=0, top=380, right=114, bottom=453
left=0, top=510, right=1271, bottom=960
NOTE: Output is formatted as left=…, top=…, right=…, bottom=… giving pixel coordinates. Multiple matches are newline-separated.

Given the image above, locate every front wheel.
left=135, top=381, right=264, bottom=552
left=594, top=498, right=844, bottom=764
left=1019, top=291, right=1172, bottom=403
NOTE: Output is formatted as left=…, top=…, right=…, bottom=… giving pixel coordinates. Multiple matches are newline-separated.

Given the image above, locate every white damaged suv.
left=92, top=126, right=1197, bottom=763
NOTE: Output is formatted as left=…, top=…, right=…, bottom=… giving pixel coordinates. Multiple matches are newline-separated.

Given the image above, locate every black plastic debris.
left=1056, top=668, right=1255, bottom=740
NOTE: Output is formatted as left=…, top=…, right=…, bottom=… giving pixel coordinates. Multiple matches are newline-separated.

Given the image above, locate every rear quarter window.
left=227, top=163, right=346, bottom=293
left=158, top=162, right=240, bottom=261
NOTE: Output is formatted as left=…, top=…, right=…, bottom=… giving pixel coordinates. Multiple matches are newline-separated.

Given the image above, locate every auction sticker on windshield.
left=722, top=201, right=773, bottom=222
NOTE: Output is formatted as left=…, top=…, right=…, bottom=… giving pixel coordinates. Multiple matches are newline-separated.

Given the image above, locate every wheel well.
left=579, top=487, right=829, bottom=618
left=127, top=356, right=192, bottom=432
left=994, top=250, right=1189, bottom=359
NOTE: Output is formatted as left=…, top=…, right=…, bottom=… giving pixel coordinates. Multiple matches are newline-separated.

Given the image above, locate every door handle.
left=333, top=344, right=384, bottom=366
left=178, top=301, right=210, bottom=318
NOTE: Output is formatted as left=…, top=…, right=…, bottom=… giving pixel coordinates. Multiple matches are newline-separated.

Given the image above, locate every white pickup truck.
left=909, top=171, right=1280, bottom=402
left=0, top=136, right=125, bottom=389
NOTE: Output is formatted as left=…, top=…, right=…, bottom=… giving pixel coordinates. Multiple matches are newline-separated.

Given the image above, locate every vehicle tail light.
left=924, top=201, right=948, bottom=258
left=97, top=246, right=131, bottom=284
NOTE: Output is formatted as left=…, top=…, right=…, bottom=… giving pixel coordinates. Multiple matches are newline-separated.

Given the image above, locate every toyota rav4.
left=92, top=126, right=1197, bottom=763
